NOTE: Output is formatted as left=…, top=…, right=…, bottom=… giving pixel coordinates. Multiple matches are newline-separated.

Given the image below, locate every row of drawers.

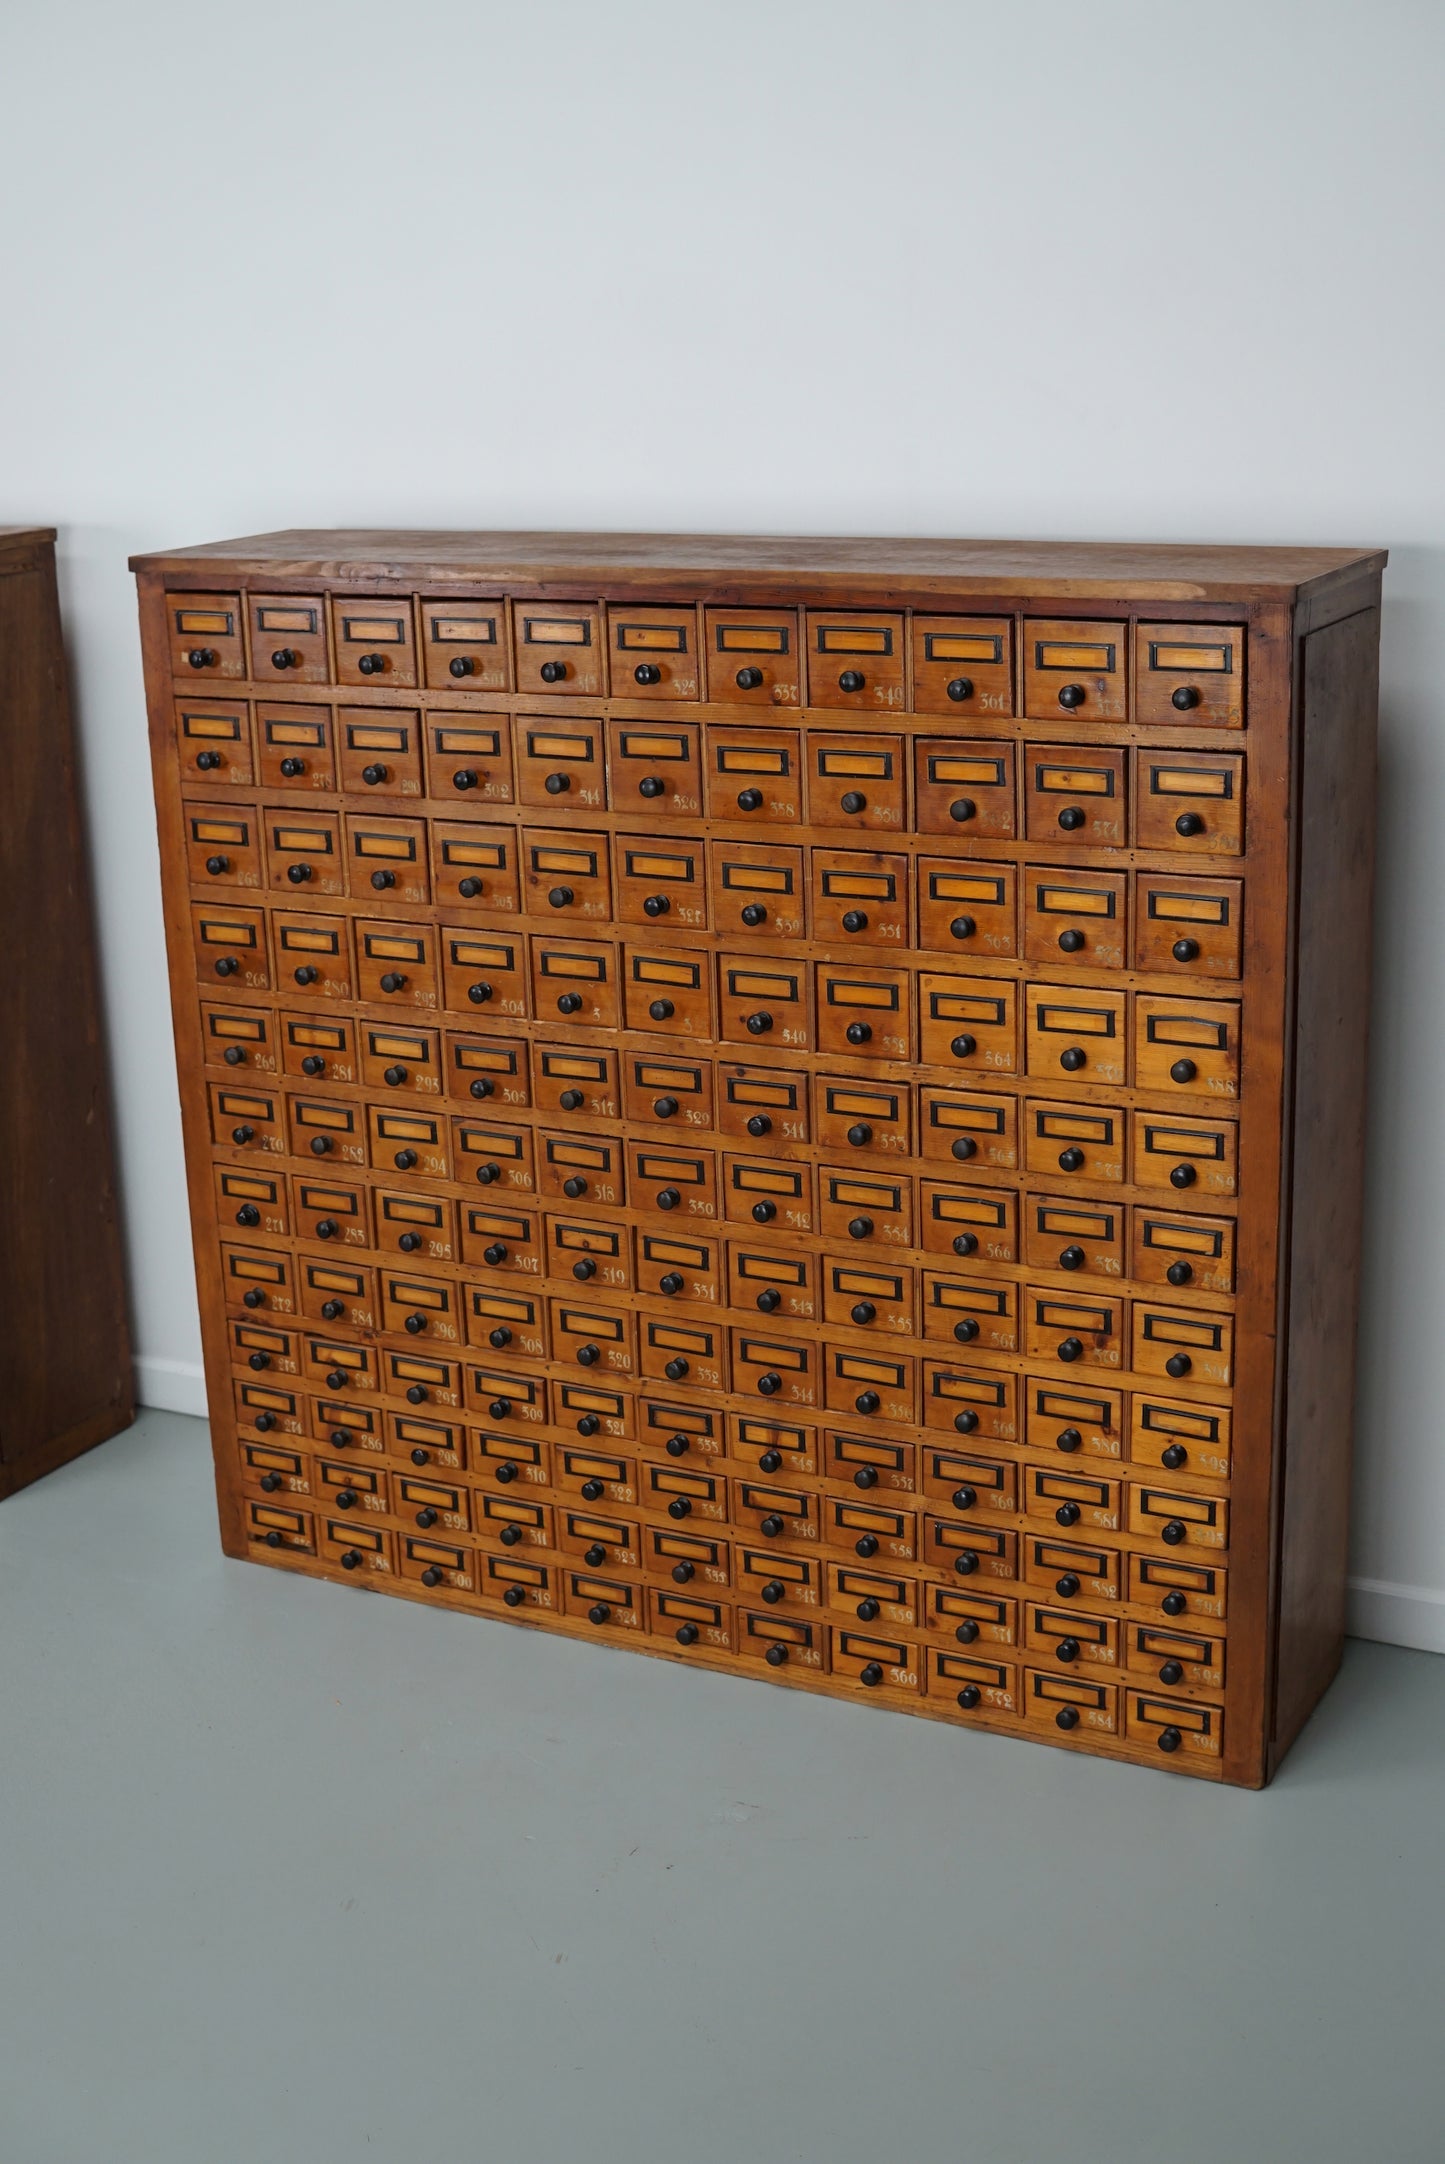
left=170, top=594, right=1245, bottom=727
left=194, top=912, right=1245, bottom=1097
left=178, top=703, right=1247, bottom=853
left=188, top=805, right=1245, bottom=979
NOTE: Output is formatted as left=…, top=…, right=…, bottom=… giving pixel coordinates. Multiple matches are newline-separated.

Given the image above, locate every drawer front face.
left=281, top=1012, right=357, bottom=1085
left=1024, top=746, right=1126, bottom=848
left=1027, top=1102, right=1124, bottom=1185
left=617, top=838, right=708, bottom=931
left=193, top=901, right=269, bottom=991
left=917, top=860, right=1016, bottom=959
left=608, top=609, right=699, bottom=699
left=806, top=733, right=905, bottom=831
left=914, top=740, right=1016, bottom=838
left=1135, top=874, right=1243, bottom=979
left=817, top=965, right=911, bottom=1062
left=169, top=592, right=245, bottom=679
left=606, top=720, right=703, bottom=813
left=423, top=717, right=514, bottom=805
left=332, top=598, right=416, bottom=688
left=1135, top=623, right=1245, bottom=729
left=516, top=717, right=606, bottom=810
left=704, top=727, right=803, bottom=825
left=1130, top=1208, right=1236, bottom=1296
left=1025, top=1197, right=1124, bottom=1283
left=704, top=608, right=801, bottom=708
left=919, top=976, right=1017, bottom=1074
left=418, top=600, right=509, bottom=693
left=816, top=1077, right=910, bottom=1159
left=718, top=959, right=811, bottom=1051
left=347, top=815, right=430, bottom=906
left=274, top=912, right=352, bottom=999
left=1024, top=619, right=1127, bottom=723
left=812, top=851, right=909, bottom=948
left=805, top=612, right=905, bottom=712
left=256, top=704, right=336, bottom=792
left=186, top=801, right=261, bottom=889
left=1134, top=996, right=1240, bottom=1099
left=177, top=697, right=253, bottom=785
left=717, top=1063, right=810, bottom=1146
left=431, top=823, right=519, bottom=915
left=523, top=829, right=612, bottom=922
left=531, top=938, right=617, bottom=1030
left=1132, top=1112, right=1238, bottom=1197
left=910, top=616, right=1014, bottom=717
left=918, top=1088, right=1018, bottom=1174
left=441, top=931, right=527, bottom=1019
left=339, top=709, right=422, bottom=796
left=266, top=809, right=344, bottom=897
left=711, top=841, right=806, bottom=942
left=624, top=948, right=714, bottom=1041
left=919, top=1182, right=1017, bottom=1263
left=1024, top=869, right=1126, bottom=973
left=1136, top=751, right=1244, bottom=855
left=249, top=595, right=328, bottom=683
left=512, top=602, right=604, bottom=697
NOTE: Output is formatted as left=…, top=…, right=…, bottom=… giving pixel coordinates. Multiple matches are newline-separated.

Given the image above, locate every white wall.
left=1, top=0, right=1441, bottom=1649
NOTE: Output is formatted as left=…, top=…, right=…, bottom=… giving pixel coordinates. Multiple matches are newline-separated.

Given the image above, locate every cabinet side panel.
left=0, top=544, right=134, bottom=1492
left=1272, top=604, right=1381, bottom=1766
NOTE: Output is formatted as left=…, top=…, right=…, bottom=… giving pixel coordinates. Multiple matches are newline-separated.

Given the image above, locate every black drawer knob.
left=756, top=1288, right=782, bottom=1313
left=1055, top=1500, right=1082, bottom=1525
left=672, top=1560, right=695, bottom=1582
left=361, top=763, right=389, bottom=786
left=751, top=1199, right=777, bottom=1223
left=950, top=1315, right=981, bottom=1349
left=357, top=654, right=386, bottom=676
left=379, top=970, right=407, bottom=995
left=740, top=902, right=767, bottom=926
left=502, top=1584, right=526, bottom=1607
left=572, top=1257, right=596, bottom=1281
left=856, top=1596, right=881, bottom=1620
left=187, top=647, right=218, bottom=669
left=257, top=1470, right=281, bottom=1490
left=955, top=1619, right=980, bottom=1644
left=544, top=772, right=570, bottom=795
left=584, top=1542, right=607, bottom=1567
left=736, top=666, right=764, bottom=690
left=838, top=670, right=866, bottom=693
left=1057, top=1427, right=1083, bottom=1453
left=746, top=1010, right=773, bottom=1034
left=405, top=1384, right=427, bottom=1404
left=231, top=1123, right=255, bottom=1145
left=421, top=1564, right=447, bottom=1587
left=195, top=750, right=222, bottom=770
left=1161, top=1590, right=1187, bottom=1616
left=309, top=1134, right=332, bottom=1155
left=1059, top=1047, right=1086, bottom=1073
left=648, top=998, right=675, bottom=1022
left=675, top=1623, right=700, bottom=1646
left=848, top=1216, right=874, bottom=1239
left=633, top=663, right=662, bottom=687
left=746, top=1113, right=772, bottom=1137
left=320, top=1298, right=343, bottom=1320
left=587, top=1602, right=611, bottom=1625
left=760, top=1512, right=785, bottom=1535
left=1058, top=1146, right=1085, bottom=1172
left=1055, top=1572, right=1081, bottom=1597
left=950, top=914, right=976, bottom=941
left=286, top=864, right=312, bottom=886
left=1156, top=1726, right=1183, bottom=1753
left=1175, top=811, right=1205, bottom=837
left=841, top=909, right=868, bottom=933
left=656, top=1186, right=680, bottom=1210
left=855, top=1534, right=879, bottom=1557
left=1166, top=1259, right=1193, bottom=1286
left=467, top=981, right=493, bottom=1004
left=952, top=1230, right=979, bottom=1256
left=851, top=1300, right=877, bottom=1325
left=1057, top=683, right=1085, bottom=710
left=415, top=1506, right=438, bottom=1528
left=371, top=869, right=399, bottom=894
left=667, top=1496, right=692, bottom=1520
left=393, top=1148, right=418, bottom=1170
left=447, top=654, right=476, bottom=679
left=576, top=1343, right=600, bottom=1367
left=665, top=1433, right=689, bottom=1456
left=1165, top=1352, right=1193, bottom=1379
left=1057, top=1336, right=1084, bottom=1363
left=562, top=1174, right=588, bottom=1200
left=339, top=1548, right=362, bottom=1569
left=475, top=1160, right=501, bottom=1186
left=382, top=1063, right=407, bottom=1087
left=846, top=1122, right=873, bottom=1147
left=558, top=1088, right=585, bottom=1111
left=951, top=1485, right=978, bottom=1511
left=950, top=1138, right=978, bottom=1167
left=317, top=1219, right=340, bottom=1240
left=1161, top=1520, right=1187, bottom=1545
left=235, top=1203, right=261, bottom=1227
left=953, top=1409, right=979, bottom=1434
left=859, top=1662, right=885, bottom=1687
left=757, top=1372, right=782, bottom=1396
left=1159, top=1660, right=1185, bottom=1685
left=483, top=1242, right=508, bottom=1265
left=279, top=756, right=308, bottom=779
left=840, top=790, right=867, bottom=814
left=548, top=885, right=574, bottom=910
left=764, top=1642, right=788, bottom=1666
left=658, top=1272, right=685, bottom=1297
left=539, top=660, right=567, bottom=684
left=557, top=993, right=583, bottom=1015
left=956, top=1684, right=982, bottom=1709
left=397, top=1231, right=421, bottom=1251
left=494, top=1458, right=517, bottom=1479
left=853, top=1466, right=879, bottom=1490
left=946, top=676, right=973, bottom=703
left=214, top=955, right=240, bottom=977
left=452, top=768, right=479, bottom=790
left=205, top=853, right=230, bottom=876
left=579, top=1476, right=604, bottom=1500
left=664, top=1356, right=690, bottom=1382
left=1171, top=686, right=1201, bottom=711
left=488, top=1325, right=511, bottom=1349
left=299, top=1054, right=325, bottom=1077
left=760, top=1578, right=784, bottom=1602
left=1055, top=1706, right=1080, bottom=1730
left=949, top=797, right=976, bottom=823
left=1056, top=1637, right=1081, bottom=1663
left=736, top=787, right=764, bottom=811
left=1057, top=806, right=1085, bottom=832
left=273, top=648, right=303, bottom=671
left=1057, top=929, right=1086, bottom=955
left=1171, top=937, right=1200, bottom=962
left=410, top=1449, right=429, bottom=1466
left=1170, top=1059, right=1198, bottom=1085
left=643, top=894, right=670, bottom=917
left=951, top=1032, right=977, bottom=1060
left=1169, top=1164, right=1197, bottom=1190
left=1058, top=1245, right=1086, bottom=1272
left=758, top=1448, right=783, bottom=1472
left=845, top=1020, right=872, bottom=1046
left=953, top=1550, right=979, bottom=1576
left=854, top=1390, right=881, bottom=1415
left=334, top=1488, right=356, bottom=1508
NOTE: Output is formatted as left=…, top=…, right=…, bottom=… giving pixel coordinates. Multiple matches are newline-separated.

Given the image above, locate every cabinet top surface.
left=0, top=526, right=55, bottom=552
left=131, top=528, right=1386, bottom=602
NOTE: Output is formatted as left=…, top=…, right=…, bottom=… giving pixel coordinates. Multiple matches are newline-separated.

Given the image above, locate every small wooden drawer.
left=716, top=1062, right=810, bottom=1145
left=1126, top=1549, right=1228, bottom=1623
left=805, top=610, right=905, bottom=711
left=386, top=1409, right=465, bottom=1471
left=1135, top=623, right=1245, bottom=730
left=296, top=1254, right=376, bottom=1331
left=918, top=1181, right=1017, bottom=1263
left=731, top=1478, right=820, bottom=1547
left=1026, top=1100, right=1125, bottom=1184
left=811, top=849, right=909, bottom=948
left=615, top=836, right=709, bottom=932
left=440, top=928, right=528, bottom=1019
left=273, top=910, right=352, bottom=999
left=1026, top=983, right=1127, bottom=1087
left=920, top=1359, right=1018, bottom=1443
left=288, top=1091, right=365, bottom=1167
left=394, top=1472, right=472, bottom=1537
left=548, top=1296, right=637, bottom=1377
left=1135, top=873, right=1243, bottom=978
left=624, top=946, right=715, bottom=1041
left=1130, top=1301, right=1233, bottom=1389
left=736, top=1608, right=827, bottom=1675
left=558, top=1506, right=642, bottom=1571
left=512, top=600, right=604, bottom=696
left=235, top=1375, right=304, bottom=1439
left=1128, top=1482, right=1229, bottom=1552
left=418, top=599, right=509, bottom=692
left=920, top=1515, right=1017, bottom=1583
left=292, top=1172, right=372, bottom=1249
left=1135, top=750, right=1244, bottom=856
left=379, top=1343, right=463, bottom=1413
left=726, top=1241, right=818, bottom=1325
left=1025, top=1379, right=1125, bottom=1463
left=192, top=899, right=270, bottom=991
left=303, top=1334, right=378, bottom=1397
left=220, top=1237, right=296, bottom=1315
left=722, top=1153, right=814, bottom=1235
left=622, top=1051, right=713, bottom=1132
left=820, top=1492, right=918, bottom=1565
left=238, top=1436, right=312, bottom=1500
left=1023, top=1462, right=1122, bottom=1533
left=829, top=1626, right=922, bottom=1699
left=815, top=1075, right=910, bottom=1159
left=462, top=1359, right=544, bottom=1427
left=717, top=956, right=812, bottom=1051
left=920, top=1271, right=1017, bottom=1353
left=1129, top=1206, right=1236, bottom=1295
left=338, top=707, right=423, bottom=796
left=1130, top=1393, right=1233, bottom=1481
left=805, top=731, right=906, bottom=831
left=727, top=1413, right=820, bottom=1480
left=734, top=1542, right=821, bottom=1612
left=331, top=597, right=416, bottom=688
left=522, top=827, right=612, bottom=921
left=913, top=739, right=1016, bottom=838
left=1024, top=744, right=1127, bottom=848
left=1026, top=1288, right=1124, bottom=1371
left=247, top=595, right=328, bottom=684
left=254, top=705, right=335, bottom=792
left=550, top=1214, right=632, bottom=1293
left=470, top=1429, right=552, bottom=1490
left=818, top=1166, right=913, bottom=1249
left=730, top=1327, right=816, bottom=1409
left=1025, top=1601, right=1120, bottom=1670
left=917, top=1088, right=1018, bottom=1176
left=703, top=724, right=803, bottom=824
left=1024, top=619, right=1127, bottom=723
left=322, top=1518, right=396, bottom=1578
left=279, top=1011, right=356, bottom=1085
left=1024, top=1668, right=1118, bottom=1738
left=360, top=1020, right=441, bottom=1098
left=354, top=918, right=438, bottom=1008
left=475, top=1548, right=563, bottom=1617
left=927, top=1648, right=1020, bottom=1717
left=532, top=1041, right=618, bottom=1120
left=1024, top=868, right=1126, bottom=972
left=910, top=615, right=1014, bottom=717
left=1131, top=1110, right=1238, bottom=1197
left=823, top=1344, right=915, bottom=1426
left=916, top=858, right=1016, bottom=959
left=229, top=1314, right=299, bottom=1378
left=379, top=1266, right=462, bottom=1346
left=606, top=718, right=703, bottom=811
left=1124, top=1619, right=1226, bottom=1693
left=919, top=1444, right=1017, bottom=1517
left=1024, top=1531, right=1123, bottom=1609
left=168, top=591, right=245, bottom=679
left=1135, top=995, right=1240, bottom=1099
left=816, top=962, right=911, bottom=1062
left=209, top=1079, right=283, bottom=1155
left=176, top=695, right=253, bottom=784
left=635, top=1226, right=719, bottom=1307
left=398, top=1533, right=479, bottom=1597
left=373, top=1186, right=455, bottom=1263
left=422, top=714, right=514, bottom=805
left=262, top=807, right=344, bottom=897
left=1025, top=1195, right=1124, bottom=1282
left=368, top=1102, right=449, bottom=1181
left=566, top=1569, right=645, bottom=1635
left=215, top=1161, right=289, bottom=1237
left=635, top=1396, right=720, bottom=1463
left=530, top=935, right=619, bottom=1029
left=709, top=839, right=806, bottom=941
left=638, top=1456, right=728, bottom=1527
left=824, top=1258, right=916, bottom=1339
left=648, top=1586, right=734, bottom=1655
left=446, top=1030, right=529, bottom=1109
left=627, top=1140, right=718, bottom=1219
left=918, top=973, right=1018, bottom=1073
left=640, top=1314, right=727, bottom=1394
left=345, top=812, right=430, bottom=905
left=459, top=1199, right=542, bottom=1276
left=515, top=715, right=607, bottom=810
left=245, top=1499, right=315, bottom=1556
left=821, top=1427, right=915, bottom=1498
left=703, top=607, right=802, bottom=707
left=185, top=799, right=262, bottom=889
left=643, top=1521, right=732, bottom=1589
left=1125, top=1688, right=1225, bottom=1763
left=922, top=1581, right=1018, bottom=1648
left=534, top=1129, right=621, bottom=1208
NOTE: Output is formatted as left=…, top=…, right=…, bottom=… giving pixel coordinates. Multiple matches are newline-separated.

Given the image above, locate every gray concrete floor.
left=1, top=1411, right=1442, bottom=2164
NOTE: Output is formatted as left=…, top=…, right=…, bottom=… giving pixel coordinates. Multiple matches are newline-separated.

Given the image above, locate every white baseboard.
left=1347, top=1577, right=1445, bottom=1656
left=134, top=1356, right=209, bottom=1419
